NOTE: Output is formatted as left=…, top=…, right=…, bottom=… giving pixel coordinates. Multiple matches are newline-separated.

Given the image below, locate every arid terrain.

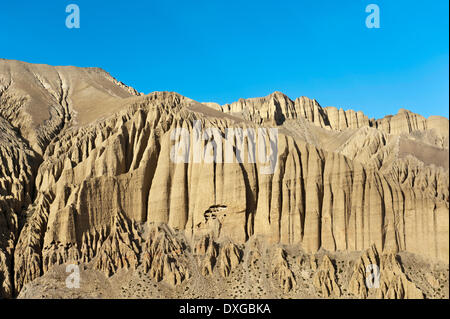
left=0, top=59, right=448, bottom=299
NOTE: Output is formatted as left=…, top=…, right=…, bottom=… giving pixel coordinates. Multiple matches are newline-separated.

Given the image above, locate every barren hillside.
left=0, top=59, right=448, bottom=299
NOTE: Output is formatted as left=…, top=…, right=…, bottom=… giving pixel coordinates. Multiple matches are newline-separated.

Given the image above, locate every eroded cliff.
left=0, top=60, right=448, bottom=299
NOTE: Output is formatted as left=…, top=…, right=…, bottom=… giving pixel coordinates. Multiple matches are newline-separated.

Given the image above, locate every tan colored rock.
left=348, top=246, right=424, bottom=299
left=0, top=59, right=448, bottom=298
left=217, top=242, right=242, bottom=277
left=271, top=248, right=296, bottom=293
left=93, top=211, right=141, bottom=276
left=142, top=224, right=190, bottom=286
left=312, top=255, right=341, bottom=297
left=194, top=234, right=218, bottom=276
left=425, top=273, right=440, bottom=289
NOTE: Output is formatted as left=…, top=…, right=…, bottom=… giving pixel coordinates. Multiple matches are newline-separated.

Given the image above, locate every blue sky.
left=1, top=0, right=448, bottom=119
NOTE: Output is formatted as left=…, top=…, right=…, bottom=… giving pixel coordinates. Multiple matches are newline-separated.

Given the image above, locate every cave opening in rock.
left=204, top=205, right=228, bottom=221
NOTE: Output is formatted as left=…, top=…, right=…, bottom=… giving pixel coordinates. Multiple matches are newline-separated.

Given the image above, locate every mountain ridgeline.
left=0, top=59, right=448, bottom=299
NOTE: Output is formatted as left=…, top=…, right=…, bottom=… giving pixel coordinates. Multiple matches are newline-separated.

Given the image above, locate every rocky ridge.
left=0, top=60, right=448, bottom=299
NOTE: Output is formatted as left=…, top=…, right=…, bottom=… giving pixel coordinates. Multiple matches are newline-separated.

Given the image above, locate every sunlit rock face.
left=0, top=59, right=448, bottom=299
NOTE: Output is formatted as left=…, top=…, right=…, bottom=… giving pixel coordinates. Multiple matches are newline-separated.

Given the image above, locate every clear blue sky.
left=1, top=0, right=448, bottom=119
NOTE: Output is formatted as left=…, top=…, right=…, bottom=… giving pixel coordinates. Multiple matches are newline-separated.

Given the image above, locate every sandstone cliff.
left=0, top=60, right=448, bottom=299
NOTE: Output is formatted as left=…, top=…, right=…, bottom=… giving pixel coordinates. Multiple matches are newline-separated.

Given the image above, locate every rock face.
left=0, top=59, right=448, bottom=299
left=348, top=245, right=424, bottom=299
left=271, top=248, right=296, bottom=293
left=215, top=92, right=448, bottom=143
left=313, top=255, right=341, bottom=297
